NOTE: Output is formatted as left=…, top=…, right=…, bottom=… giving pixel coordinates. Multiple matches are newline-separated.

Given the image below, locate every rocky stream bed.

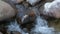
left=0, top=0, right=60, bottom=34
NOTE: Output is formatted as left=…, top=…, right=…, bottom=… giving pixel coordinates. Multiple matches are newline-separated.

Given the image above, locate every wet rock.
left=22, top=1, right=29, bottom=8
left=11, top=31, right=21, bottom=34
left=11, top=0, right=24, bottom=4
left=22, top=8, right=36, bottom=24
left=43, top=0, right=60, bottom=18
left=26, top=0, right=41, bottom=5
left=0, top=0, right=16, bottom=21
left=0, top=32, right=3, bottom=34
left=7, top=31, right=10, bottom=34
left=2, top=0, right=24, bottom=6
left=7, top=31, right=21, bottom=34
left=16, top=5, right=36, bottom=24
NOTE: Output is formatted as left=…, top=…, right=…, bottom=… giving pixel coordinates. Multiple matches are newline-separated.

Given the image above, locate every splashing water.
left=31, top=16, right=55, bottom=34
left=7, top=20, right=29, bottom=34
left=26, top=0, right=41, bottom=5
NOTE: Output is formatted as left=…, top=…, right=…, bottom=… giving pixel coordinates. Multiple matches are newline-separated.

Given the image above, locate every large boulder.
left=43, top=0, right=60, bottom=18
left=0, top=0, right=16, bottom=21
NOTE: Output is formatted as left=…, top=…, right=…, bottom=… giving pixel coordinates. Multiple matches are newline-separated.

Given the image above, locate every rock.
left=43, top=0, right=60, bottom=18
left=16, top=5, right=36, bottom=24
left=7, top=31, right=21, bottom=34
left=11, top=31, right=21, bottom=34
left=2, top=0, right=24, bottom=5
left=0, top=0, right=16, bottom=21
left=26, top=0, right=41, bottom=5
left=0, top=32, right=3, bottom=34
left=11, top=0, right=24, bottom=4
left=12, top=31, right=29, bottom=34
left=22, top=1, right=29, bottom=8
left=22, top=8, right=36, bottom=24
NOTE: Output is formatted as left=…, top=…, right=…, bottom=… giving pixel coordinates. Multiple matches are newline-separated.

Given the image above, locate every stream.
left=2, top=0, right=60, bottom=34
left=30, top=16, right=55, bottom=34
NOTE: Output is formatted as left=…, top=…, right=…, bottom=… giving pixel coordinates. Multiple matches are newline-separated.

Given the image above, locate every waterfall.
left=31, top=16, right=55, bottom=34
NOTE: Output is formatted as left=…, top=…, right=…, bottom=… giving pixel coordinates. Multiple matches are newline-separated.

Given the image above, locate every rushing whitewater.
left=26, top=0, right=41, bottom=5
left=7, top=20, right=29, bottom=34
left=31, top=16, right=55, bottom=34
left=7, top=17, right=55, bottom=34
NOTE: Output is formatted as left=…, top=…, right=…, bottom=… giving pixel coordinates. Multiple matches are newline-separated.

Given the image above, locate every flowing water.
left=0, top=0, right=60, bottom=34
left=6, top=16, right=60, bottom=34
left=7, top=20, right=29, bottom=34
left=7, top=7, right=57, bottom=34
left=5, top=0, right=60, bottom=34
left=7, top=6, right=60, bottom=34
left=30, top=16, right=55, bottom=34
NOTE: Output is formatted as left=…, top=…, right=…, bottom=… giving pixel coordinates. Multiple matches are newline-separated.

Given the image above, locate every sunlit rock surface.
left=0, top=0, right=16, bottom=21
left=43, top=0, right=60, bottom=18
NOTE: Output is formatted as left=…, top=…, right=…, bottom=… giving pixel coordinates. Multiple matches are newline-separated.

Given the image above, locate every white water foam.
left=7, top=20, right=29, bottom=34
left=31, top=16, right=55, bottom=34
left=26, top=0, right=41, bottom=5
